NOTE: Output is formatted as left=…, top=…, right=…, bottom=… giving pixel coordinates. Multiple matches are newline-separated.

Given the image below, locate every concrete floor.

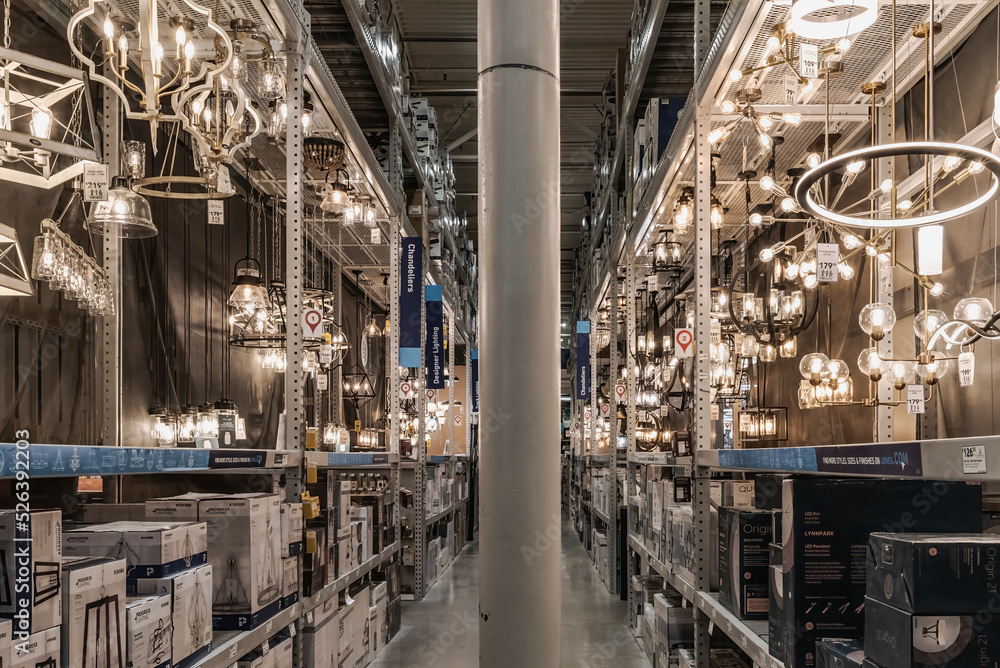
left=369, top=516, right=650, bottom=667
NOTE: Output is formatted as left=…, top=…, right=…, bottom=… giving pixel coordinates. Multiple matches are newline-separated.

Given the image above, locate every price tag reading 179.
left=816, top=243, right=839, bottom=283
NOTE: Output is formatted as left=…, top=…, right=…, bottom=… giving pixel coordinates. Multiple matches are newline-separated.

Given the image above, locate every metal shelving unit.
left=199, top=604, right=301, bottom=668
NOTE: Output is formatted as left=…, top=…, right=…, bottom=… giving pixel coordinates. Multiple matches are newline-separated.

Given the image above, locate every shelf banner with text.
left=471, top=349, right=479, bottom=413
left=576, top=321, right=591, bottom=400
left=425, top=284, right=445, bottom=389
left=400, top=237, right=423, bottom=367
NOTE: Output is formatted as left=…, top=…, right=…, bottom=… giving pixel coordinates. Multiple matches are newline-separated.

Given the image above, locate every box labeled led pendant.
left=864, top=596, right=1000, bottom=667
left=867, top=533, right=1000, bottom=613
left=718, top=507, right=772, bottom=620
left=10, top=625, right=59, bottom=668
left=125, top=595, right=172, bottom=668
left=816, top=639, right=864, bottom=668
left=62, top=521, right=208, bottom=584
left=198, top=494, right=282, bottom=629
left=0, top=509, right=62, bottom=633
left=780, top=479, right=982, bottom=668
left=61, top=557, right=126, bottom=668
left=133, top=564, right=212, bottom=668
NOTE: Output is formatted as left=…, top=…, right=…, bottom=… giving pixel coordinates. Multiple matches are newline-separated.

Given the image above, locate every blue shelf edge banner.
left=471, top=350, right=479, bottom=413
left=426, top=284, right=445, bottom=389
left=576, top=321, right=591, bottom=401
left=717, top=441, right=923, bottom=477
left=400, top=237, right=423, bottom=367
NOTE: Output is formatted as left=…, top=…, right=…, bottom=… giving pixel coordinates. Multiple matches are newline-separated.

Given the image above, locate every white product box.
left=349, top=508, right=371, bottom=563
left=279, top=504, right=303, bottom=558
left=338, top=536, right=353, bottom=579
left=333, top=482, right=351, bottom=540
left=11, top=626, right=59, bottom=668
left=0, top=618, right=11, bottom=668
left=237, top=650, right=264, bottom=668
left=0, top=510, right=62, bottom=633
left=350, top=522, right=364, bottom=571
left=144, top=493, right=220, bottom=522
left=281, top=557, right=298, bottom=609
left=271, top=635, right=293, bottom=668
left=336, top=597, right=357, bottom=668
left=125, top=595, right=172, bottom=668
left=304, top=598, right=339, bottom=668
left=62, top=522, right=208, bottom=583
left=79, top=504, right=146, bottom=523
left=61, top=557, right=126, bottom=668
left=198, top=494, right=282, bottom=628
left=134, top=564, right=212, bottom=668
left=349, top=586, right=371, bottom=667
left=370, top=582, right=388, bottom=657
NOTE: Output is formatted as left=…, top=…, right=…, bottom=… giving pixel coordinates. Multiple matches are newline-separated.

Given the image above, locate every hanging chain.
left=4, top=0, right=11, bottom=50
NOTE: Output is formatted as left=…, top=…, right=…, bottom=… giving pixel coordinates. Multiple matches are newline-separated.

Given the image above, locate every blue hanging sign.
left=400, top=237, right=423, bottom=367
left=426, top=285, right=445, bottom=389
left=471, top=350, right=479, bottom=413
left=576, top=321, right=591, bottom=400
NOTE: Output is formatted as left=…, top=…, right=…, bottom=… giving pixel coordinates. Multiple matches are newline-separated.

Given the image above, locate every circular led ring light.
left=793, top=142, right=1000, bottom=229
left=789, top=0, right=879, bottom=40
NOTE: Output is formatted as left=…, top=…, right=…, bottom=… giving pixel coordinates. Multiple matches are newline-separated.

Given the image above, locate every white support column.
left=478, top=0, right=561, bottom=661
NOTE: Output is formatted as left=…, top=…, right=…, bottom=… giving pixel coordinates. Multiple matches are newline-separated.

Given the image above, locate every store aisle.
left=369, top=517, right=649, bottom=667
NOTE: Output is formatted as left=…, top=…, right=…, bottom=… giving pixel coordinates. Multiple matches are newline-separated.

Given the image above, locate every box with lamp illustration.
left=125, top=594, right=172, bottom=668
left=133, top=564, right=212, bottom=668
left=0, top=509, right=62, bottom=633
left=60, top=556, right=127, bottom=668
left=10, top=626, right=59, bottom=668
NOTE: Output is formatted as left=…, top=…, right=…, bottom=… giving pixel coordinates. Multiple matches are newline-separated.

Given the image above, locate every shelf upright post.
left=389, top=216, right=402, bottom=562
left=875, top=105, right=894, bottom=443
left=448, top=308, right=456, bottom=458
left=478, top=0, right=561, bottom=660
left=389, top=126, right=403, bottom=196
left=332, top=266, right=343, bottom=426
left=608, top=267, right=619, bottom=596
left=415, top=268, right=427, bottom=600
left=625, top=252, right=637, bottom=626
left=100, top=63, right=121, bottom=454
left=693, top=0, right=712, bottom=665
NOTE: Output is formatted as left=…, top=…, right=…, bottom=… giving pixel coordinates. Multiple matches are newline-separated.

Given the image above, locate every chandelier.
left=31, top=217, right=115, bottom=313
left=737, top=407, right=787, bottom=443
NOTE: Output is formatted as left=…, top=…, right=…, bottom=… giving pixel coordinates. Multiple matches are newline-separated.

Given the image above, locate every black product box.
left=718, top=508, right=773, bottom=620
left=868, top=533, right=1000, bottom=613
left=780, top=479, right=982, bottom=668
left=769, top=543, right=789, bottom=660
left=817, top=639, right=864, bottom=668
left=864, top=596, right=1000, bottom=667
left=755, top=474, right=785, bottom=510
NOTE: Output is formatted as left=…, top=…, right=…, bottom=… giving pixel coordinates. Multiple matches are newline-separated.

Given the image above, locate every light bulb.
left=759, top=248, right=774, bottom=262
left=806, top=153, right=821, bottom=168
left=154, top=42, right=164, bottom=63
left=759, top=175, right=775, bottom=192
left=759, top=132, right=773, bottom=149
left=838, top=261, right=854, bottom=280
left=803, top=274, right=818, bottom=289
left=758, top=116, right=774, bottom=131
left=184, top=40, right=195, bottom=61
left=720, top=100, right=737, bottom=114
left=707, top=127, right=728, bottom=144
left=766, top=35, right=781, bottom=53
left=104, top=17, right=115, bottom=38
left=880, top=179, right=893, bottom=194
left=942, top=156, right=961, bottom=173
left=749, top=212, right=763, bottom=227
left=843, top=233, right=862, bottom=249
left=785, top=262, right=800, bottom=279
left=729, top=69, right=742, bottom=82
left=175, top=25, right=186, bottom=46
left=846, top=160, right=866, bottom=175
left=27, top=105, right=53, bottom=141
left=970, top=162, right=986, bottom=175
left=930, top=282, right=944, bottom=297
left=898, top=199, right=913, bottom=211
left=782, top=113, right=802, bottom=125
left=780, top=197, right=796, bottom=212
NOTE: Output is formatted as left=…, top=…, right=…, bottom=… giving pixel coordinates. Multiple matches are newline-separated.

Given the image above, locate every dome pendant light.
left=85, top=176, right=157, bottom=238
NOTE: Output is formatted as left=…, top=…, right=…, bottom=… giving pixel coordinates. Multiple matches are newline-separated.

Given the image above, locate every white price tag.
left=289, top=622, right=296, bottom=638
left=710, top=320, right=722, bottom=347
left=208, top=199, right=225, bottom=225
left=371, top=228, right=381, bottom=244
left=783, top=73, right=799, bottom=104
left=962, top=444, right=987, bottom=474
left=959, top=351, right=975, bottom=387
left=317, top=374, right=328, bottom=391
left=306, top=611, right=314, bottom=624
left=319, top=344, right=333, bottom=366
left=711, top=404, right=720, bottom=420
left=800, top=43, right=819, bottom=79
left=228, top=645, right=239, bottom=659
left=261, top=639, right=270, bottom=655
left=906, top=385, right=925, bottom=414
left=816, top=243, right=839, bottom=283
left=83, top=163, right=109, bottom=202
left=708, top=621, right=715, bottom=636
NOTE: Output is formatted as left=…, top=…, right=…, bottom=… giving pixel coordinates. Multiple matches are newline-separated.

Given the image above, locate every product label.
left=208, top=199, right=225, bottom=225
left=962, top=444, right=986, bottom=474
left=906, top=385, right=924, bottom=414
left=83, top=163, right=109, bottom=202
left=959, top=351, right=974, bottom=387
left=816, top=243, right=839, bottom=283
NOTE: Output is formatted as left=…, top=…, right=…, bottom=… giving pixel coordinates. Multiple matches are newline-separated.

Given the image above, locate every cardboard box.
left=303, top=598, right=339, bottom=668
left=271, top=635, right=293, bottom=668
left=768, top=543, right=788, bottom=662
left=816, top=639, right=864, bottom=668
left=350, top=508, right=372, bottom=563
left=281, top=556, right=298, bottom=609
left=78, top=504, right=146, bottom=523
left=654, top=593, right=694, bottom=666
left=867, top=533, right=1000, bottom=613
left=337, top=596, right=357, bottom=668
left=0, top=510, right=62, bottom=633
left=144, top=493, right=220, bottom=522
left=199, top=495, right=282, bottom=628
left=754, top=475, right=784, bottom=510
left=61, top=557, right=126, bottom=668
left=370, top=581, right=388, bottom=657
left=349, top=585, right=372, bottom=666
left=134, top=564, right=212, bottom=668
left=303, top=526, right=326, bottom=596
left=865, top=596, right=1000, bottom=667
left=779, top=479, right=983, bottom=667
left=334, top=483, right=352, bottom=540
left=280, top=503, right=303, bottom=558
left=125, top=595, right=172, bottom=668
left=387, top=596, right=401, bottom=641
left=62, top=521, right=208, bottom=584
left=0, top=618, right=10, bottom=668
left=718, top=508, right=772, bottom=620
left=10, top=626, right=59, bottom=668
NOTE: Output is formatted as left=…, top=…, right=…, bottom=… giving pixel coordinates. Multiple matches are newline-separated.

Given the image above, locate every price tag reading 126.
left=906, top=384, right=925, bottom=414
left=816, top=243, right=839, bottom=283
left=962, top=444, right=987, bottom=474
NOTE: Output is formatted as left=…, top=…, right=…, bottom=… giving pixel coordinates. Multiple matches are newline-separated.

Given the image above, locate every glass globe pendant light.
left=858, top=302, right=896, bottom=341
left=85, top=177, right=157, bottom=238
left=227, top=257, right=269, bottom=312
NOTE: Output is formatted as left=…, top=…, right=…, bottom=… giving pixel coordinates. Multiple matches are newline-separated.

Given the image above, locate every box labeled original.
left=63, top=521, right=208, bottom=584
left=61, top=557, right=126, bottom=668
left=779, top=479, right=983, bottom=668
left=867, top=533, right=1000, bottom=613
left=125, top=594, right=172, bottom=668
left=198, top=494, right=282, bottom=629
left=865, top=596, right=1000, bottom=667
left=0, top=509, right=62, bottom=633
left=718, top=508, right=772, bottom=620
left=10, top=625, right=59, bottom=668
left=134, top=564, right=212, bottom=668
left=816, top=639, right=864, bottom=668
